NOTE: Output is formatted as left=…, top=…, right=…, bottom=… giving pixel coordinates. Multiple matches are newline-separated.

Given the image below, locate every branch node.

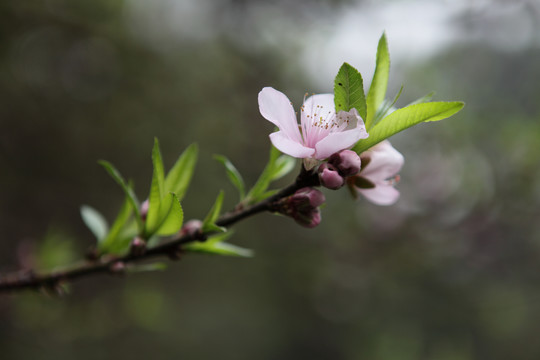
left=167, top=247, right=183, bottom=261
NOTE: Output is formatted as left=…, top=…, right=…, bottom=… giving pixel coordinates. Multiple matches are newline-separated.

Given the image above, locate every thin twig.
left=0, top=168, right=319, bottom=294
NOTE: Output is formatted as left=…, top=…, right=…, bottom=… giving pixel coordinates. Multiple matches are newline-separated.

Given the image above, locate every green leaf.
left=164, top=143, right=198, bottom=201
left=155, top=193, right=184, bottom=236
left=372, top=85, right=403, bottom=126
left=246, top=146, right=296, bottom=203
left=80, top=205, right=108, bottom=242
left=98, top=160, right=143, bottom=231
left=407, top=91, right=435, bottom=106
left=146, top=138, right=166, bottom=234
left=354, top=101, right=465, bottom=153
left=202, top=191, right=225, bottom=233
left=271, top=154, right=296, bottom=181
left=214, top=155, right=245, bottom=200
left=184, top=231, right=253, bottom=257
left=100, top=195, right=135, bottom=253
left=334, top=62, right=367, bottom=120
left=253, top=189, right=279, bottom=202
left=366, top=33, right=390, bottom=130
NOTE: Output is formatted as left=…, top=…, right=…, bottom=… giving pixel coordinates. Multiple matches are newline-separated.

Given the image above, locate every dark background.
left=1, top=0, right=540, bottom=359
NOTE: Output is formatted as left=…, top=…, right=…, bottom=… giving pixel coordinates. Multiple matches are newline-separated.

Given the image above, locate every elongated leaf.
left=334, top=63, right=367, bottom=120
left=202, top=191, right=225, bottom=233
left=98, top=160, right=143, bottom=230
left=271, top=154, right=296, bottom=182
left=187, top=242, right=253, bottom=257
left=100, top=195, right=134, bottom=253
left=184, top=232, right=253, bottom=257
left=246, top=146, right=296, bottom=203
left=144, top=192, right=184, bottom=237
left=164, top=143, right=198, bottom=201
left=214, top=155, right=245, bottom=200
left=247, top=146, right=280, bottom=200
left=80, top=205, right=108, bottom=242
left=253, top=189, right=279, bottom=202
left=372, top=85, right=403, bottom=125
left=366, top=33, right=390, bottom=130
left=156, top=193, right=184, bottom=236
left=146, top=138, right=165, bottom=234
left=354, top=101, right=465, bottom=153
left=407, top=92, right=435, bottom=106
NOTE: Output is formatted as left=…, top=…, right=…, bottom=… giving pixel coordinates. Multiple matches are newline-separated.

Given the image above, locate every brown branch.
left=0, top=168, right=319, bottom=294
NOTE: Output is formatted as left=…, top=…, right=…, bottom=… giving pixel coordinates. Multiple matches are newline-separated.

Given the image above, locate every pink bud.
left=140, top=200, right=149, bottom=221
left=130, top=236, right=146, bottom=256
left=328, top=150, right=361, bottom=176
left=318, top=164, right=344, bottom=190
left=279, top=188, right=325, bottom=228
left=180, top=220, right=203, bottom=237
left=109, top=261, right=125, bottom=275
left=290, top=187, right=326, bottom=209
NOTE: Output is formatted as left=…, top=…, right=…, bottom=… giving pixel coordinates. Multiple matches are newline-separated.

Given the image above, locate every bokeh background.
left=1, top=0, right=540, bottom=359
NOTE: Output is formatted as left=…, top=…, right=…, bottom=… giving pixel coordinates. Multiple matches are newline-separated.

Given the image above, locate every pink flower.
left=258, top=87, right=368, bottom=162
left=348, top=140, right=404, bottom=206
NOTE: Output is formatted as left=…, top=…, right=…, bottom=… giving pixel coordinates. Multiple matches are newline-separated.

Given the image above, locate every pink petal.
left=258, top=87, right=302, bottom=143
left=269, top=131, right=315, bottom=159
left=314, top=127, right=369, bottom=160
left=361, top=140, right=404, bottom=181
left=358, top=185, right=400, bottom=205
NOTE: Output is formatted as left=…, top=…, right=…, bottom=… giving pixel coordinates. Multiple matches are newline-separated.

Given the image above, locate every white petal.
left=258, top=87, right=302, bottom=143
left=361, top=140, right=404, bottom=181
left=303, top=93, right=335, bottom=115
left=336, top=108, right=360, bottom=130
left=359, top=185, right=400, bottom=206
left=314, top=127, right=369, bottom=160
left=269, top=131, right=315, bottom=159
left=301, top=94, right=335, bottom=127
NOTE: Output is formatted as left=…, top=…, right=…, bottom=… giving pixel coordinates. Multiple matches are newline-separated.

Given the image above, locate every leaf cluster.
left=332, top=33, right=464, bottom=154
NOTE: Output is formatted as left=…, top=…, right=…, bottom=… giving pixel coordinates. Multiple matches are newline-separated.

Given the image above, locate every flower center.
left=299, top=97, right=345, bottom=147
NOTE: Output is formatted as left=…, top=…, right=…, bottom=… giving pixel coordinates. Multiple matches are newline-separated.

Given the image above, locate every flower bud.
left=129, top=236, right=146, bottom=256
left=180, top=220, right=204, bottom=239
left=328, top=150, right=361, bottom=177
left=109, top=261, right=126, bottom=275
left=280, top=188, right=325, bottom=228
left=318, top=163, right=344, bottom=190
left=292, top=208, right=321, bottom=228
left=140, top=200, right=149, bottom=221
left=289, top=187, right=326, bottom=210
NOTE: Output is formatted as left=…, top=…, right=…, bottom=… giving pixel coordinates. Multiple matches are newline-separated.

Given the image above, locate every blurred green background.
left=1, top=0, right=540, bottom=359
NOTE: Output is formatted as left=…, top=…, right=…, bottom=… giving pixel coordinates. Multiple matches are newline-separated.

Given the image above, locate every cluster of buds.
left=317, top=142, right=403, bottom=205
left=277, top=187, right=325, bottom=228
left=318, top=150, right=361, bottom=190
